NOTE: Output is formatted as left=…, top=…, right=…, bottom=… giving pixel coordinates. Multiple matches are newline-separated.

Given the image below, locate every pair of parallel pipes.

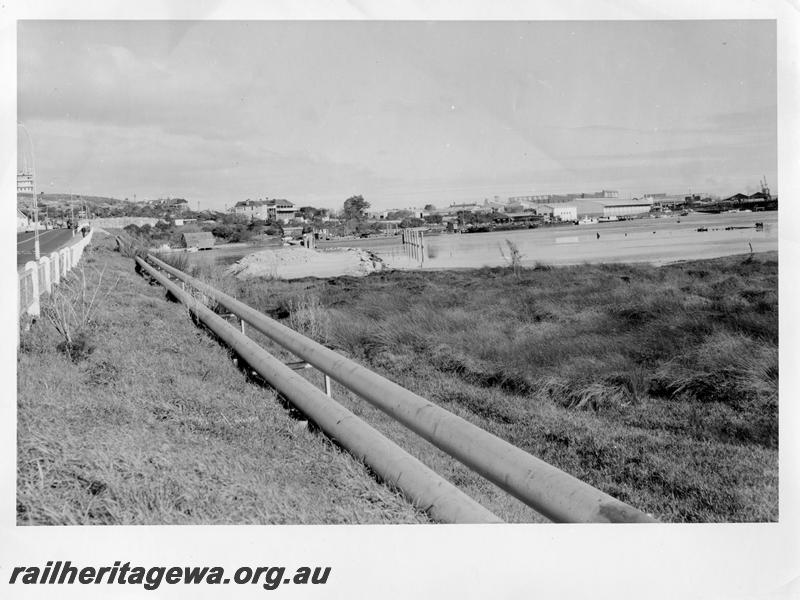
left=138, top=253, right=656, bottom=524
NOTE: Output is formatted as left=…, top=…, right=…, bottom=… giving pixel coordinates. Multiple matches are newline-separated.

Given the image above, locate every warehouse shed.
left=536, top=204, right=578, bottom=222
left=181, top=232, right=215, bottom=250
left=572, top=199, right=652, bottom=219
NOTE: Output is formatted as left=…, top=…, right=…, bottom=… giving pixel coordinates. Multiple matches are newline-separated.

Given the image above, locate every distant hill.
left=17, top=193, right=129, bottom=209
left=39, top=193, right=128, bottom=204
left=18, top=193, right=131, bottom=220
left=17, top=193, right=226, bottom=221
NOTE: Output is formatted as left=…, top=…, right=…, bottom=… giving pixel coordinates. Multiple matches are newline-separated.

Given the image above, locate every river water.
left=185, top=211, right=777, bottom=272
left=373, top=211, right=778, bottom=270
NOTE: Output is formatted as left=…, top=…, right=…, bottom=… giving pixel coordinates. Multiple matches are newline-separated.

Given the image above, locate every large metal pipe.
left=146, top=253, right=657, bottom=523
left=135, top=256, right=502, bottom=524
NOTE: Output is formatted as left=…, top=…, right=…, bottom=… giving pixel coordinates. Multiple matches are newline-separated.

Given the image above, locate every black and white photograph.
left=4, top=2, right=799, bottom=599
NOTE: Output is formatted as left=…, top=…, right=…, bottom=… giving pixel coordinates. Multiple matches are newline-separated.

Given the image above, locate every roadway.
left=17, top=229, right=79, bottom=268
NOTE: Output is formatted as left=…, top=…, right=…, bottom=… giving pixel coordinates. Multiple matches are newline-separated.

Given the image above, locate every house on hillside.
left=266, top=199, right=295, bottom=223
left=232, top=199, right=270, bottom=219
left=149, top=197, right=189, bottom=212
left=180, top=232, right=215, bottom=250
left=230, top=198, right=296, bottom=223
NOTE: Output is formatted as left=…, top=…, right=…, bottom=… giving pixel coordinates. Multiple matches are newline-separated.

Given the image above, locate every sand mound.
left=227, top=246, right=384, bottom=280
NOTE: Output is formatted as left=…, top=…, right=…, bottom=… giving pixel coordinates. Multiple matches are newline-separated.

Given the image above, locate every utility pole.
left=19, top=124, right=40, bottom=260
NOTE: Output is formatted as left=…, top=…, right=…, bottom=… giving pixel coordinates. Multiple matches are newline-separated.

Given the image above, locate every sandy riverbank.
left=226, top=246, right=385, bottom=279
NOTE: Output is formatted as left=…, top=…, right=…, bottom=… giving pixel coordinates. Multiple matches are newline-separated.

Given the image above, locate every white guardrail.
left=18, top=229, right=94, bottom=317
left=138, top=250, right=657, bottom=524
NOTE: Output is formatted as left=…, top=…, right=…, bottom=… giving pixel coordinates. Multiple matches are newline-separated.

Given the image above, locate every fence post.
left=50, top=251, right=60, bottom=286
left=24, top=261, right=40, bottom=316
left=60, top=248, right=70, bottom=277
left=38, top=256, right=51, bottom=294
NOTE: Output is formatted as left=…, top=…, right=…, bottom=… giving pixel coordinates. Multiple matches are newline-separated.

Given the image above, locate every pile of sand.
left=227, top=246, right=385, bottom=280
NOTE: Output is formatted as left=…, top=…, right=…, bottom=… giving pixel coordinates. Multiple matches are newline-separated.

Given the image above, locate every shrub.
left=40, top=265, right=119, bottom=362
left=499, top=239, right=524, bottom=277
left=652, top=331, right=777, bottom=409
left=287, top=294, right=331, bottom=343
left=115, top=234, right=147, bottom=259
left=152, top=251, right=191, bottom=273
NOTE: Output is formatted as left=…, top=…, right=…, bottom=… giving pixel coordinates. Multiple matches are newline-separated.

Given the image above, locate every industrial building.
left=535, top=204, right=578, bottom=222
left=508, top=194, right=552, bottom=204
left=643, top=193, right=688, bottom=208
left=508, top=190, right=619, bottom=205
left=571, top=198, right=653, bottom=219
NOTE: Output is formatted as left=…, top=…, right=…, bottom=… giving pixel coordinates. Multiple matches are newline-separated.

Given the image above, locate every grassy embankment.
left=201, top=251, right=778, bottom=523
left=20, top=231, right=777, bottom=523
left=16, top=233, right=428, bottom=525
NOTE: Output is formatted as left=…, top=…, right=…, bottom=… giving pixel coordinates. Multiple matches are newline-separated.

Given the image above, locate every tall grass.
left=287, top=294, right=331, bottom=343
left=227, top=253, right=778, bottom=521
left=152, top=250, right=192, bottom=273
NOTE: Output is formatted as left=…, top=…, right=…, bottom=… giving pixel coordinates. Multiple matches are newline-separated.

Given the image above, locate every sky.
left=17, top=20, right=777, bottom=212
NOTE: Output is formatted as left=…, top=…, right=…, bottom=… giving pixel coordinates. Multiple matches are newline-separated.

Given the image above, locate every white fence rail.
left=18, top=229, right=94, bottom=317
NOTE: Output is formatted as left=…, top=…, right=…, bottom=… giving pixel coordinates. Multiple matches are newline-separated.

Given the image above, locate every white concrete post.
left=38, top=256, right=51, bottom=294
left=50, top=251, right=60, bottom=286
left=24, top=261, right=40, bottom=316
left=60, top=248, right=70, bottom=277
